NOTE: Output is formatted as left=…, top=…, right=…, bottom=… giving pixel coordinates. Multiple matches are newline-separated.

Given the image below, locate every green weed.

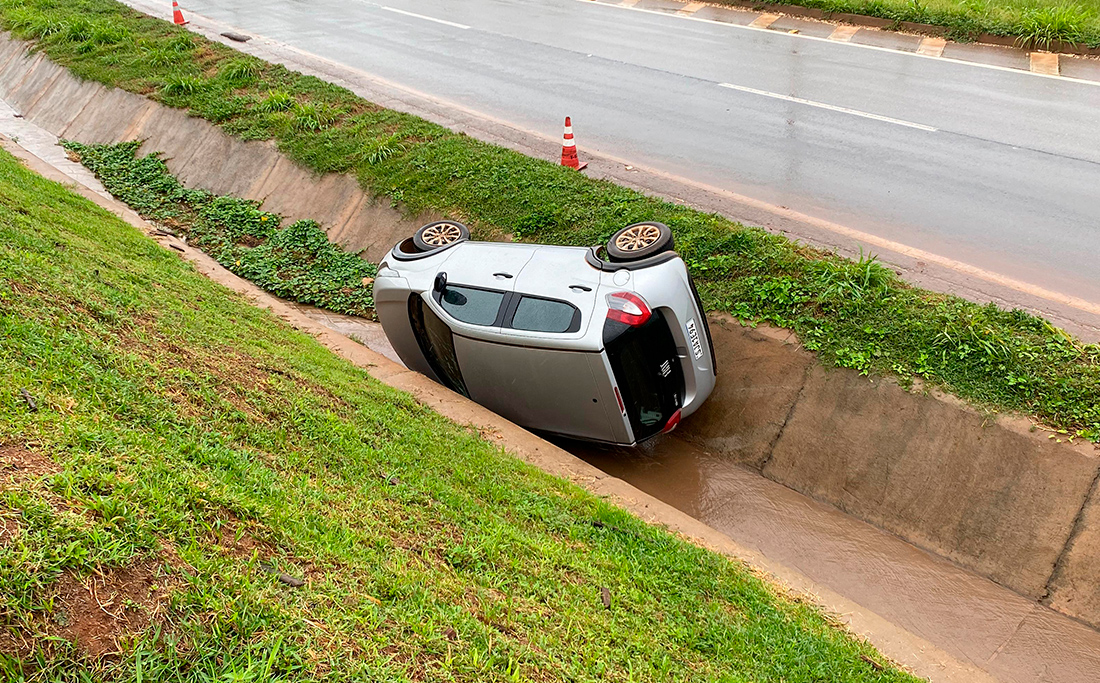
left=63, top=140, right=377, bottom=317
left=219, top=58, right=261, bottom=83
left=159, top=74, right=206, bottom=96
left=1014, top=3, right=1086, bottom=46
left=257, top=89, right=294, bottom=113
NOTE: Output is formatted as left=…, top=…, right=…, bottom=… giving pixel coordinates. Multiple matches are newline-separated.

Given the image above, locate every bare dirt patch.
left=0, top=509, right=21, bottom=547
left=0, top=444, right=59, bottom=487
left=48, top=558, right=182, bottom=658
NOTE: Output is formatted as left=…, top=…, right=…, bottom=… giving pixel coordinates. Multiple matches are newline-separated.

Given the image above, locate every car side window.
left=510, top=296, right=580, bottom=334
left=408, top=294, right=468, bottom=397
left=438, top=285, right=506, bottom=326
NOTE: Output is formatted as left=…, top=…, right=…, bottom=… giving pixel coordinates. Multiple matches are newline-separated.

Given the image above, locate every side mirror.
left=433, top=272, right=447, bottom=293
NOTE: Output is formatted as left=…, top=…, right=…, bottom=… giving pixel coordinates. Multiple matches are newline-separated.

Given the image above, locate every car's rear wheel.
left=606, top=222, right=673, bottom=262
left=414, top=221, right=469, bottom=252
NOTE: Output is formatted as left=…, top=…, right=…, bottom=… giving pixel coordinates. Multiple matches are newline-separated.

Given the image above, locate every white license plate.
left=686, top=319, right=704, bottom=360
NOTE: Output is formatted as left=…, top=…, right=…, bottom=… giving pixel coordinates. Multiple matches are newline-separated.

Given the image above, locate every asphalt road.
left=174, top=0, right=1100, bottom=307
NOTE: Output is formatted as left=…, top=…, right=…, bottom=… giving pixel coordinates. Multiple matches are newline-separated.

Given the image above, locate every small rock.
left=220, top=31, right=251, bottom=42
left=600, top=586, right=611, bottom=609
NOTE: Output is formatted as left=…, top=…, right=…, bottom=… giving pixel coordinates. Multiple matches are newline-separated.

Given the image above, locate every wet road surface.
left=153, top=0, right=1100, bottom=311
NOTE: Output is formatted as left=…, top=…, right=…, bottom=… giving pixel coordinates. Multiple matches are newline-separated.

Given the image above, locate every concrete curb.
left=0, top=133, right=997, bottom=683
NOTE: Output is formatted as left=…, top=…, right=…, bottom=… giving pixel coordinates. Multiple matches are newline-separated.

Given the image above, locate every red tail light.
left=661, top=409, right=682, bottom=434
left=606, top=292, right=651, bottom=326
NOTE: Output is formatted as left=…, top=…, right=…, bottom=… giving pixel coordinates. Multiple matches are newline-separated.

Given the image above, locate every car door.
left=453, top=246, right=619, bottom=442
left=424, top=243, right=535, bottom=339
left=506, top=247, right=601, bottom=340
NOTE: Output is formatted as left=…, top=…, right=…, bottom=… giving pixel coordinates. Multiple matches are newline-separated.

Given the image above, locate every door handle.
left=493, top=272, right=513, bottom=279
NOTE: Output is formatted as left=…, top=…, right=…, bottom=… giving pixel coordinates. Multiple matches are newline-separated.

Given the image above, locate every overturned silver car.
left=374, top=221, right=716, bottom=446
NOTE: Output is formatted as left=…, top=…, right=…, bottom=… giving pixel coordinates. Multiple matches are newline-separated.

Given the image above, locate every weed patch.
left=708, top=0, right=1100, bottom=47
left=64, top=140, right=377, bottom=317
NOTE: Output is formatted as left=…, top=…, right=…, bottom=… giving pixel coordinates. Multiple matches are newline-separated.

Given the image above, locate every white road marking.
left=582, top=0, right=1100, bottom=88
left=718, top=83, right=938, bottom=132
left=380, top=6, right=470, bottom=29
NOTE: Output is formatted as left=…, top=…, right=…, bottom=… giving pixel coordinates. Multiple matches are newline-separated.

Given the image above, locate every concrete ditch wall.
left=0, top=34, right=432, bottom=261
left=687, top=317, right=1100, bottom=626
left=3, top=34, right=1098, bottom=629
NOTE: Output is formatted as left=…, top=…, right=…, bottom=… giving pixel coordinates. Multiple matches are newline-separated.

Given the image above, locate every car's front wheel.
left=413, top=221, right=470, bottom=252
left=606, top=222, right=674, bottom=262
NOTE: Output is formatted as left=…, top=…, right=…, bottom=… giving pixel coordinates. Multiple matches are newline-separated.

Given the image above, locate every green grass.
left=0, top=146, right=919, bottom=680
left=1, top=0, right=1097, bottom=442
left=712, top=0, right=1100, bottom=47
left=62, top=140, right=377, bottom=317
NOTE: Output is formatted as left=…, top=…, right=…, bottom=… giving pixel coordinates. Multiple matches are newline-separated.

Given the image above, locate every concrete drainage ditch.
left=3, top=31, right=1100, bottom=680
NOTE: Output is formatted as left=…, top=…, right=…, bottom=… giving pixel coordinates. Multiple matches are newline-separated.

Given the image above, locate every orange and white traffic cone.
left=172, top=0, right=188, bottom=25
left=559, top=116, right=587, bottom=171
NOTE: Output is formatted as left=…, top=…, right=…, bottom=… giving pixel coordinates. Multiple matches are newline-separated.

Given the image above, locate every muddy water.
left=566, top=436, right=1100, bottom=683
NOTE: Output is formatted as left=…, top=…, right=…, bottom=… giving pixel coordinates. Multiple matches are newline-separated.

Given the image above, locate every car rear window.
left=605, top=311, right=683, bottom=441
left=408, top=294, right=468, bottom=397
left=439, top=285, right=505, bottom=326
left=510, top=296, right=579, bottom=333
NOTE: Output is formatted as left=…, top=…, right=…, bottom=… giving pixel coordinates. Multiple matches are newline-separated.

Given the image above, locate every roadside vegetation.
left=63, top=140, right=376, bottom=316
left=0, top=0, right=1097, bottom=441
left=0, top=146, right=919, bottom=680
left=715, top=0, right=1100, bottom=49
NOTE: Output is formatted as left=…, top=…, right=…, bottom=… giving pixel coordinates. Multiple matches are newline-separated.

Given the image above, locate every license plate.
left=686, top=319, right=704, bottom=360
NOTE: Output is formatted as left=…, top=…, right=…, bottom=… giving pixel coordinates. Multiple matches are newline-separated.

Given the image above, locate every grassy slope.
left=714, top=0, right=1100, bottom=48
left=0, top=0, right=1097, bottom=442
left=0, top=148, right=917, bottom=680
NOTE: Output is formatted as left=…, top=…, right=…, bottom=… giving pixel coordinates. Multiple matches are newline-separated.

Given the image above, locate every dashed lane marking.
left=718, top=83, right=939, bottom=131
left=584, top=0, right=1100, bottom=88
left=379, top=6, right=470, bottom=29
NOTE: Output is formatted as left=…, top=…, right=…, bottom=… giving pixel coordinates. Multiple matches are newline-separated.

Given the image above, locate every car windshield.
left=408, top=294, right=468, bottom=397
left=605, top=311, right=683, bottom=441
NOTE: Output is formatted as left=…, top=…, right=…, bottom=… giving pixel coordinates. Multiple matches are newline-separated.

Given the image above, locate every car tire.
left=413, top=221, right=470, bottom=252
left=606, top=222, right=674, bottom=262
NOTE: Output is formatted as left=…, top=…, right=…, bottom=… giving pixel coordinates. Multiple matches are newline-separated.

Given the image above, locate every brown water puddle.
left=566, top=435, right=1100, bottom=683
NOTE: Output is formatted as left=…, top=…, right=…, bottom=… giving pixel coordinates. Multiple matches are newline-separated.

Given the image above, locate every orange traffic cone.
left=172, top=0, right=188, bottom=25
left=560, top=116, right=587, bottom=171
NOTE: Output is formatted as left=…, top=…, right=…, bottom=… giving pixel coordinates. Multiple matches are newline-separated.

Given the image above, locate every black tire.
left=413, top=220, right=470, bottom=252
left=605, top=222, right=674, bottom=262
